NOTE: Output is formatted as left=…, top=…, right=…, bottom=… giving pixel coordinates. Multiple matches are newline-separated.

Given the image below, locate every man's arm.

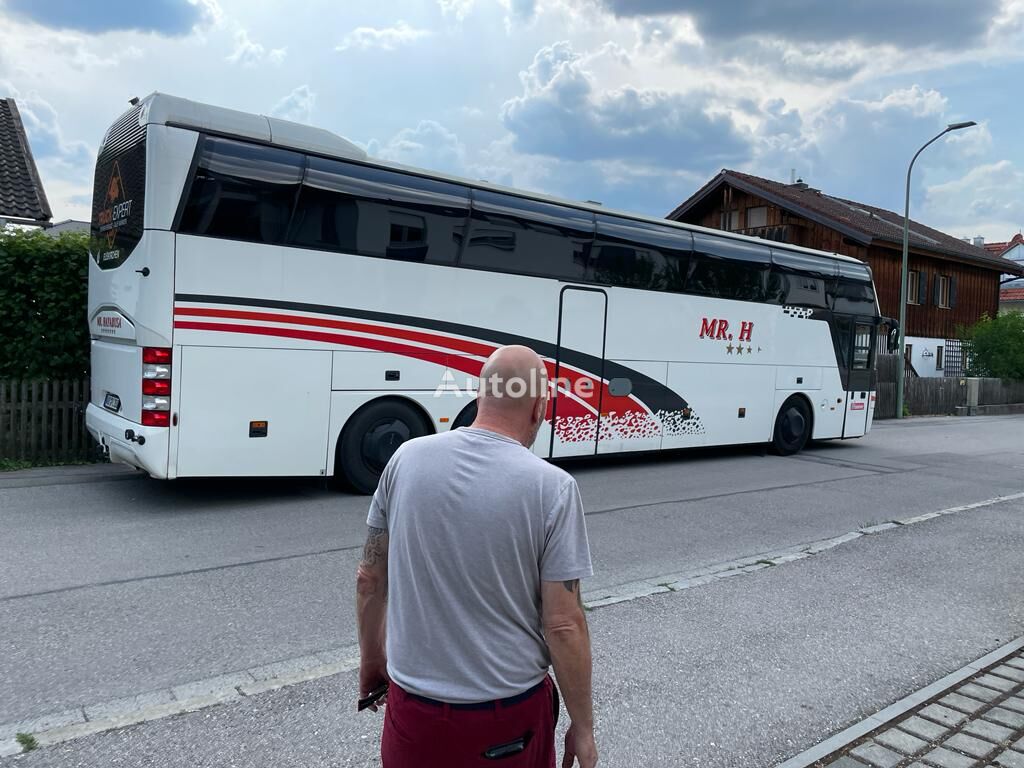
left=356, top=525, right=389, bottom=709
left=542, top=578, right=597, bottom=768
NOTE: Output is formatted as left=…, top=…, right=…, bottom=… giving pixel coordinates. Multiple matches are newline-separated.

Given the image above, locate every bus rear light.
left=141, top=347, right=171, bottom=427
left=143, top=364, right=171, bottom=379
left=142, top=379, right=171, bottom=395
left=141, top=411, right=170, bottom=428
left=143, top=395, right=171, bottom=411
left=143, top=347, right=172, bottom=364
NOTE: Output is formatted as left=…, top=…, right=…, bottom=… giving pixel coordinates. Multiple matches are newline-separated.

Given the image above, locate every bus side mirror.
left=887, top=326, right=900, bottom=353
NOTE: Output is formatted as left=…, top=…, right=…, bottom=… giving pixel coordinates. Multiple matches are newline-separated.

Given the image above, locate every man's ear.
left=532, top=393, right=546, bottom=424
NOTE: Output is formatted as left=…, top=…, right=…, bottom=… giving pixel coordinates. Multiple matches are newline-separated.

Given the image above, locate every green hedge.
left=963, top=312, right=1024, bottom=379
left=0, top=229, right=90, bottom=379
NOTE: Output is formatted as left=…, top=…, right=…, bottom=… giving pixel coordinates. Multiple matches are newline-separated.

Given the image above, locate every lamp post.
left=895, top=120, right=976, bottom=419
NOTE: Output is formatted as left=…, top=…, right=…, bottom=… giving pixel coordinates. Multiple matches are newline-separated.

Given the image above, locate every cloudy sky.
left=2, top=0, right=1023, bottom=241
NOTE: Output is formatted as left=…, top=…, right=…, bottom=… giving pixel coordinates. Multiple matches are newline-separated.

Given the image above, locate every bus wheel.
left=451, top=400, right=477, bottom=430
left=338, top=400, right=430, bottom=494
left=771, top=397, right=811, bottom=456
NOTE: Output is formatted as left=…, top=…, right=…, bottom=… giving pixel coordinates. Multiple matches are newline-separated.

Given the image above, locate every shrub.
left=0, top=229, right=90, bottom=378
left=962, top=313, right=1024, bottom=379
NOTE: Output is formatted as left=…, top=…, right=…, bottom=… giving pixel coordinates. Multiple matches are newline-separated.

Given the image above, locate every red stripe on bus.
left=174, top=307, right=497, bottom=359
left=172, top=320, right=595, bottom=421
left=175, top=305, right=645, bottom=416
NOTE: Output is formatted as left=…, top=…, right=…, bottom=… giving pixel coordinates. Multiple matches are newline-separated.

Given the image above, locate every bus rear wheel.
left=771, top=396, right=811, bottom=456
left=337, top=400, right=430, bottom=494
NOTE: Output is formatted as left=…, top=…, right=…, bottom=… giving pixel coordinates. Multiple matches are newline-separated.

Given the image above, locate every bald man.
left=356, top=345, right=597, bottom=768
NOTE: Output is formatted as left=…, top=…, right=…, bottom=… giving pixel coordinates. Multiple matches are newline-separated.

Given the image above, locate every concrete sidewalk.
left=0, top=463, right=140, bottom=489
left=783, top=642, right=1024, bottom=768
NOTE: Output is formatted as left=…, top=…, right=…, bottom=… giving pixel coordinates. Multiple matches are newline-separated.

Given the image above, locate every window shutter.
left=949, top=275, right=957, bottom=308
left=919, top=270, right=928, bottom=305
left=933, top=273, right=941, bottom=306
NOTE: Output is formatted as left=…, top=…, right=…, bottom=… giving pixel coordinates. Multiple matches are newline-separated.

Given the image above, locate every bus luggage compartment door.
left=175, top=346, right=332, bottom=477
left=550, top=287, right=607, bottom=459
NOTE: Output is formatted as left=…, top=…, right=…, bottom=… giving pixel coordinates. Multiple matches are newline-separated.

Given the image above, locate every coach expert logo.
left=96, top=161, right=134, bottom=263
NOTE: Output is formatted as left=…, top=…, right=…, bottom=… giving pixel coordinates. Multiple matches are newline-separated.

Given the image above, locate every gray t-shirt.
left=366, top=426, right=593, bottom=704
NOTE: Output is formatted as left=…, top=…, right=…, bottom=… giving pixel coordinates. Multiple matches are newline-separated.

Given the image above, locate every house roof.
left=985, top=232, right=1024, bottom=257
left=1000, top=287, right=1024, bottom=302
left=669, top=169, right=1024, bottom=277
left=0, top=98, right=51, bottom=223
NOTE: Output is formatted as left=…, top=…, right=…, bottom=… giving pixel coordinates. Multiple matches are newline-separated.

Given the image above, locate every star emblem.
left=726, top=343, right=735, bottom=354
left=736, top=345, right=744, bottom=356
left=747, top=345, right=753, bottom=354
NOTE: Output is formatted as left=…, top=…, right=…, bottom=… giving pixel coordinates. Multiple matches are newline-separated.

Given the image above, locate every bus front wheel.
left=337, top=399, right=431, bottom=494
left=771, top=396, right=811, bottom=456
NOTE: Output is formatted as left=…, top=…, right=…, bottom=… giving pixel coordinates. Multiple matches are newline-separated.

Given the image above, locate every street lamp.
left=895, top=120, right=977, bottom=419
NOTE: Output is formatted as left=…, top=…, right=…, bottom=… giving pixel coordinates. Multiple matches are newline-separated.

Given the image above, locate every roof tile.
left=672, top=169, right=1024, bottom=276
left=0, top=97, right=52, bottom=222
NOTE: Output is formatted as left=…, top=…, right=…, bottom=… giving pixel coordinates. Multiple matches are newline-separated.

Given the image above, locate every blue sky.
left=2, top=0, right=1023, bottom=242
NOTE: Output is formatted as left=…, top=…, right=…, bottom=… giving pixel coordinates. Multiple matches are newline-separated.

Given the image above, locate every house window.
left=937, top=275, right=951, bottom=308
left=936, top=345, right=944, bottom=370
left=908, top=270, right=919, bottom=304
left=746, top=206, right=767, bottom=229
left=720, top=210, right=739, bottom=231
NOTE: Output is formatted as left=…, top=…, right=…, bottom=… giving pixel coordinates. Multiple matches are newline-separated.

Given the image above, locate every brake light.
left=142, top=347, right=172, bottom=428
left=142, top=379, right=171, bottom=395
left=143, top=347, right=172, bottom=364
left=142, top=411, right=170, bottom=427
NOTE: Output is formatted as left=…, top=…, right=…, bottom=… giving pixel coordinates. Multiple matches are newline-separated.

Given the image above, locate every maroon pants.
left=381, top=677, right=556, bottom=768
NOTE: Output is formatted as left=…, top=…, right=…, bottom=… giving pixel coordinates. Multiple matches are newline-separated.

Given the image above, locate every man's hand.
left=359, top=657, right=389, bottom=712
left=563, top=723, right=598, bottom=768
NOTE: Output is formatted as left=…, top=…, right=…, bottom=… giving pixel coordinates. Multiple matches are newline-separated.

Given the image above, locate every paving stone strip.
left=778, top=641, right=1024, bottom=768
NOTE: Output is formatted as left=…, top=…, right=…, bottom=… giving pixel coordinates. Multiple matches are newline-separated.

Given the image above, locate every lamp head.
left=946, top=120, right=977, bottom=132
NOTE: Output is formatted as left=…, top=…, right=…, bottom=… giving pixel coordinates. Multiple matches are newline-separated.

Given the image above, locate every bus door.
left=550, top=286, right=607, bottom=458
left=839, top=317, right=875, bottom=438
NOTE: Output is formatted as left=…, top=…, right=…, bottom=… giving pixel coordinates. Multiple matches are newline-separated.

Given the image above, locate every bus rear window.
left=91, top=104, right=146, bottom=270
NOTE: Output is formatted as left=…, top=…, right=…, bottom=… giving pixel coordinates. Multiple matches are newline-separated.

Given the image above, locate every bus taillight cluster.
left=142, top=347, right=172, bottom=427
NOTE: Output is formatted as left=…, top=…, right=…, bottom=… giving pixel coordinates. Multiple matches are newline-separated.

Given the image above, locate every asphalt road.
left=2, top=415, right=1023, bottom=766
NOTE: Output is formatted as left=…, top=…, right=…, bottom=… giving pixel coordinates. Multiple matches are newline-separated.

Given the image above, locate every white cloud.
left=369, top=120, right=467, bottom=174
left=860, top=85, right=948, bottom=117
left=226, top=30, right=286, bottom=67
left=336, top=21, right=430, bottom=52
left=437, top=0, right=476, bottom=21
left=924, top=161, right=1024, bottom=241
left=271, top=85, right=316, bottom=123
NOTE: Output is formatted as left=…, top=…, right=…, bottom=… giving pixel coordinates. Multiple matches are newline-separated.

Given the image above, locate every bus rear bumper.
left=86, top=404, right=170, bottom=479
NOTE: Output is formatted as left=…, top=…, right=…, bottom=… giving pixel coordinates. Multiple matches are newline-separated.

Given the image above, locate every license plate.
left=104, top=393, right=122, bottom=413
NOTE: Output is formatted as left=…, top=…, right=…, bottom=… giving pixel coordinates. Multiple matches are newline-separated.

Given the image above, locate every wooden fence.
left=0, top=379, right=95, bottom=462
left=978, top=378, right=1024, bottom=406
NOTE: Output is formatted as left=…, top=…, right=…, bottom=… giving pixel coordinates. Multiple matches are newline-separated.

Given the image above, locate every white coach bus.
left=86, top=93, right=890, bottom=493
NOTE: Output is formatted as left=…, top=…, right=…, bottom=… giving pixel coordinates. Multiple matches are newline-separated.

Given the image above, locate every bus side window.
left=291, top=157, right=469, bottom=265
left=178, top=137, right=304, bottom=245
left=463, top=191, right=592, bottom=280
left=688, top=233, right=769, bottom=302
left=591, top=215, right=691, bottom=292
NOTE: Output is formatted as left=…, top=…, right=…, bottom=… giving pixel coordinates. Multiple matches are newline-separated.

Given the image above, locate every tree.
left=0, top=229, right=90, bottom=379
left=962, top=313, right=1024, bottom=379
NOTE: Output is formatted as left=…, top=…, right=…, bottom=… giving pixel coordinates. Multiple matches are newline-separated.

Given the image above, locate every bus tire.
left=771, top=396, right=812, bottom=456
left=337, top=399, right=431, bottom=494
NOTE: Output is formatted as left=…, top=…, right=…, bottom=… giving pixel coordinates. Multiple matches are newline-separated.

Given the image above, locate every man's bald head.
left=473, top=346, right=548, bottom=446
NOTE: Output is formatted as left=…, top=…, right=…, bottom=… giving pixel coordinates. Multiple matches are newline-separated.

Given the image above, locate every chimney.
left=961, top=237, right=971, bottom=243
left=973, top=236, right=985, bottom=247
left=791, top=177, right=808, bottom=190
left=790, top=168, right=796, bottom=184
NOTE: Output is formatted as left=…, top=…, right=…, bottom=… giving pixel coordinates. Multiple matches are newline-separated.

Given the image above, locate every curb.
left=0, top=463, right=141, bottom=490
left=775, top=636, right=1024, bottom=768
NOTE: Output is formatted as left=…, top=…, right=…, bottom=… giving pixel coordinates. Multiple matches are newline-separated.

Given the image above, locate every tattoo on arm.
left=361, top=526, right=388, bottom=567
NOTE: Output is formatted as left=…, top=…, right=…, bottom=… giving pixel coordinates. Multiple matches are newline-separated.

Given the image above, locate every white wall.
left=904, top=336, right=948, bottom=378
